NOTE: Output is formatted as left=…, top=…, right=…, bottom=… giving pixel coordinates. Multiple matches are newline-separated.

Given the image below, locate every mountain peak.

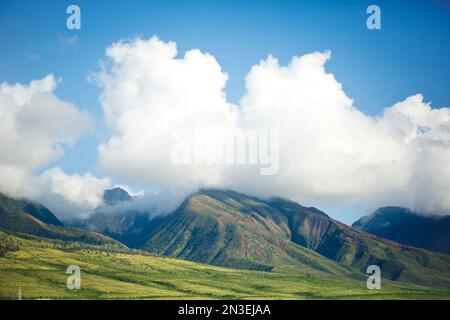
left=103, top=187, right=132, bottom=206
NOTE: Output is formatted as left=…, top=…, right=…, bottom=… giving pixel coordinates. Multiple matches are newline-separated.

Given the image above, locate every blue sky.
left=1, top=0, right=450, bottom=222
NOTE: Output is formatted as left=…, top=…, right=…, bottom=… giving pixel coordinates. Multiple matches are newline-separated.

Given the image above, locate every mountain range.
left=138, top=189, right=450, bottom=287
left=2, top=188, right=450, bottom=289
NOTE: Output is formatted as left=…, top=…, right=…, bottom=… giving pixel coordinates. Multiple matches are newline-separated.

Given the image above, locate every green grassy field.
left=1, top=232, right=450, bottom=300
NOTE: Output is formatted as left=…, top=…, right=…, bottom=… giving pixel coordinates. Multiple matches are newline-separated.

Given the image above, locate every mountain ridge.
left=353, top=206, right=450, bottom=254
left=138, top=189, right=450, bottom=287
left=0, top=192, right=124, bottom=248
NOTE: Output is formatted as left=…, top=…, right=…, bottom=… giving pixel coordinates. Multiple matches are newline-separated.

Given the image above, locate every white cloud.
left=37, top=167, right=111, bottom=220
left=94, top=37, right=238, bottom=193
left=236, top=54, right=450, bottom=214
left=40, top=167, right=110, bottom=208
left=94, top=187, right=187, bottom=221
left=0, top=75, right=106, bottom=218
left=375, top=94, right=450, bottom=214
left=0, top=75, right=91, bottom=171
left=4, top=38, right=448, bottom=220
left=94, top=37, right=450, bottom=216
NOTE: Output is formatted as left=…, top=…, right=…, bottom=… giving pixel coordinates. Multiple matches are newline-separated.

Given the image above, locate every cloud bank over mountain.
left=2, top=36, right=449, bottom=219
left=93, top=37, right=450, bottom=215
left=237, top=53, right=450, bottom=214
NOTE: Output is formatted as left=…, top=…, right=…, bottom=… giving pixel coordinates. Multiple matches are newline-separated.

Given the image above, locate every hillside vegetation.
left=1, top=231, right=449, bottom=300
left=2, top=189, right=450, bottom=299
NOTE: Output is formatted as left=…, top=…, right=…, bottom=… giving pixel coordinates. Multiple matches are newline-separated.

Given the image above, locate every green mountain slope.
left=0, top=193, right=62, bottom=226
left=270, top=198, right=450, bottom=287
left=142, top=190, right=450, bottom=288
left=353, top=207, right=450, bottom=255
left=0, top=193, right=124, bottom=248
left=142, top=190, right=357, bottom=277
left=2, top=231, right=449, bottom=300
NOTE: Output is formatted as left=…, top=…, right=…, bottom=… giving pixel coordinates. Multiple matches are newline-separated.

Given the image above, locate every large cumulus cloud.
left=94, top=36, right=450, bottom=215
left=237, top=54, right=450, bottom=214
left=94, top=37, right=238, bottom=192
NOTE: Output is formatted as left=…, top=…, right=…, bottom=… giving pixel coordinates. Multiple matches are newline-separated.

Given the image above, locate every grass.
left=1, top=232, right=450, bottom=300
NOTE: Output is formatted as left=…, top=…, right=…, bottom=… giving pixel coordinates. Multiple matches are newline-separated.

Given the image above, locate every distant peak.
left=103, top=187, right=132, bottom=206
